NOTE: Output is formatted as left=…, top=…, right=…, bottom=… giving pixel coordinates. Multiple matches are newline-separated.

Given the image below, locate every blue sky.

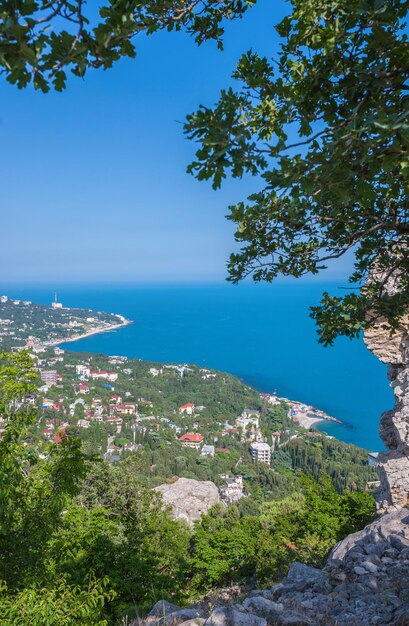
left=0, top=0, right=352, bottom=284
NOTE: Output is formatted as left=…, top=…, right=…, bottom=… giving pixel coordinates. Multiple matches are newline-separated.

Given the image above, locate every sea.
left=5, top=282, right=393, bottom=451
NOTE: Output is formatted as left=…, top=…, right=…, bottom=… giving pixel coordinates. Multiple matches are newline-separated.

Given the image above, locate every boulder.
left=155, top=478, right=220, bottom=526
left=328, top=508, right=409, bottom=566
left=138, top=601, right=204, bottom=626
left=205, top=607, right=266, bottom=626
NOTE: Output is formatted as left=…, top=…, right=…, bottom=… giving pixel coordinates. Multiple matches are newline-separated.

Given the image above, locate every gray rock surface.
left=155, top=477, right=220, bottom=526
left=363, top=286, right=409, bottom=511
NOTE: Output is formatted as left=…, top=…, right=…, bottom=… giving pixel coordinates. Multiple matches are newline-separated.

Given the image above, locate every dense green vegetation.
left=0, top=350, right=377, bottom=624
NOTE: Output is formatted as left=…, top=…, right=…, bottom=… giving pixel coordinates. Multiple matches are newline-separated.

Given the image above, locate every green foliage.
left=185, top=0, right=409, bottom=344
left=0, top=577, right=114, bottom=626
left=70, top=461, right=191, bottom=617
left=0, top=0, right=253, bottom=92
left=0, top=351, right=87, bottom=589
left=190, top=473, right=375, bottom=592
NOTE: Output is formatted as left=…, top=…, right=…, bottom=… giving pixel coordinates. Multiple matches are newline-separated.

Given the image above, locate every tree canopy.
left=0, top=0, right=252, bottom=92
left=185, top=0, right=409, bottom=344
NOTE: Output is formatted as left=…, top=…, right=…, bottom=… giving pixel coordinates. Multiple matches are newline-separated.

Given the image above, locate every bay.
left=4, top=282, right=392, bottom=451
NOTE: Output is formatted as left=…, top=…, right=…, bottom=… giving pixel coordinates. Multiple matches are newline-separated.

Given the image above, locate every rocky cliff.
left=364, top=313, right=409, bottom=512
left=155, top=477, right=220, bottom=526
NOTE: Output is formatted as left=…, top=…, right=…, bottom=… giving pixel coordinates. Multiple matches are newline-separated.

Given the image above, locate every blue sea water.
left=4, top=282, right=393, bottom=451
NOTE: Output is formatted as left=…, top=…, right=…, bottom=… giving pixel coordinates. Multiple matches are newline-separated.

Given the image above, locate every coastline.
left=46, top=318, right=343, bottom=434
left=44, top=316, right=132, bottom=347
left=280, top=397, right=343, bottom=431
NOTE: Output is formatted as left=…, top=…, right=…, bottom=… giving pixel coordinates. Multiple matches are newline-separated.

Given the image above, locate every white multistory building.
left=250, top=442, right=271, bottom=466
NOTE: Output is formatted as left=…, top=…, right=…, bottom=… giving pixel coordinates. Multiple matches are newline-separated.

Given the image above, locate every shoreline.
left=279, top=397, right=343, bottom=430
left=44, top=316, right=132, bottom=347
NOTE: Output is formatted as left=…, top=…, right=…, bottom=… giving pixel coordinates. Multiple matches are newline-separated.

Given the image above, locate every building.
left=76, top=364, right=91, bottom=378
left=250, top=442, right=271, bottom=465
left=90, top=371, right=118, bottom=382
left=241, top=409, right=261, bottom=419
left=220, top=475, right=244, bottom=504
left=40, top=370, right=58, bottom=387
left=368, top=452, right=380, bottom=467
left=201, top=444, right=215, bottom=457
left=260, top=393, right=280, bottom=405
left=179, top=433, right=204, bottom=449
left=79, top=382, right=89, bottom=394
left=179, top=403, right=195, bottom=415
left=0, top=295, right=8, bottom=303
left=52, top=293, right=63, bottom=309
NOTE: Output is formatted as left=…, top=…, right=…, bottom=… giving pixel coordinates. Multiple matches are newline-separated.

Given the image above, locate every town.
left=1, top=342, right=379, bottom=503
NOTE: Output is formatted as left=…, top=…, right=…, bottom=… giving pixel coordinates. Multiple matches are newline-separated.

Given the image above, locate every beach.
left=285, top=399, right=343, bottom=430
left=45, top=316, right=132, bottom=347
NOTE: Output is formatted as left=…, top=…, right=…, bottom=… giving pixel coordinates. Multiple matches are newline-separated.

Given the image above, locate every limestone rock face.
left=155, top=477, right=220, bottom=526
left=363, top=314, right=409, bottom=511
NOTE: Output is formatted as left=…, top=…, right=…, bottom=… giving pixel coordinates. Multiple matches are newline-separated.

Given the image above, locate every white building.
left=250, top=442, right=271, bottom=466
left=76, top=364, right=91, bottom=378
left=179, top=403, right=195, bottom=415
left=220, top=475, right=245, bottom=504
left=201, top=444, right=215, bottom=457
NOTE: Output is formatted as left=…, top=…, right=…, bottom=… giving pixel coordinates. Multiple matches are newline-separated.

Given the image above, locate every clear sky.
left=1, top=0, right=352, bottom=285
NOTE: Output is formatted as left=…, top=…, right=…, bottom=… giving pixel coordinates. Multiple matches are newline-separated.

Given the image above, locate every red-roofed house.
left=110, top=394, right=122, bottom=404
left=178, top=403, right=195, bottom=416
left=179, top=433, right=204, bottom=449
left=54, top=430, right=67, bottom=444
left=79, top=382, right=89, bottom=394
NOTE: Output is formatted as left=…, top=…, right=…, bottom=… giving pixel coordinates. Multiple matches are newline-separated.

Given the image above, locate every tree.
left=0, top=351, right=88, bottom=588
left=0, top=0, right=252, bottom=92
left=185, top=0, right=409, bottom=344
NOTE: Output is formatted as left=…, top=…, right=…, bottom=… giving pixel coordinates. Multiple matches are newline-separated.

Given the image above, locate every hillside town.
left=0, top=339, right=379, bottom=505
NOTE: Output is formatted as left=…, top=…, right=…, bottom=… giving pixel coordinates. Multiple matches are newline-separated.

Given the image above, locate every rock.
left=363, top=279, right=409, bottom=512
left=284, top=562, right=323, bottom=585
left=395, top=610, right=409, bottom=626
left=389, top=533, right=409, bottom=550
left=242, top=596, right=284, bottom=619
left=139, top=601, right=205, bottom=626
left=164, top=611, right=206, bottom=626
left=366, top=554, right=381, bottom=566
left=178, top=620, right=206, bottom=626
left=155, top=478, right=220, bottom=526
left=272, top=614, right=313, bottom=626
left=205, top=608, right=266, bottom=626
left=362, top=561, right=378, bottom=574
left=144, top=601, right=182, bottom=625
left=246, top=590, right=274, bottom=600
left=328, top=508, right=409, bottom=566
left=354, top=566, right=368, bottom=576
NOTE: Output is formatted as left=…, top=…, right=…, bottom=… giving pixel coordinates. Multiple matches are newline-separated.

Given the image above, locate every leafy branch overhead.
left=185, top=0, right=409, bottom=344
left=0, top=0, right=253, bottom=92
